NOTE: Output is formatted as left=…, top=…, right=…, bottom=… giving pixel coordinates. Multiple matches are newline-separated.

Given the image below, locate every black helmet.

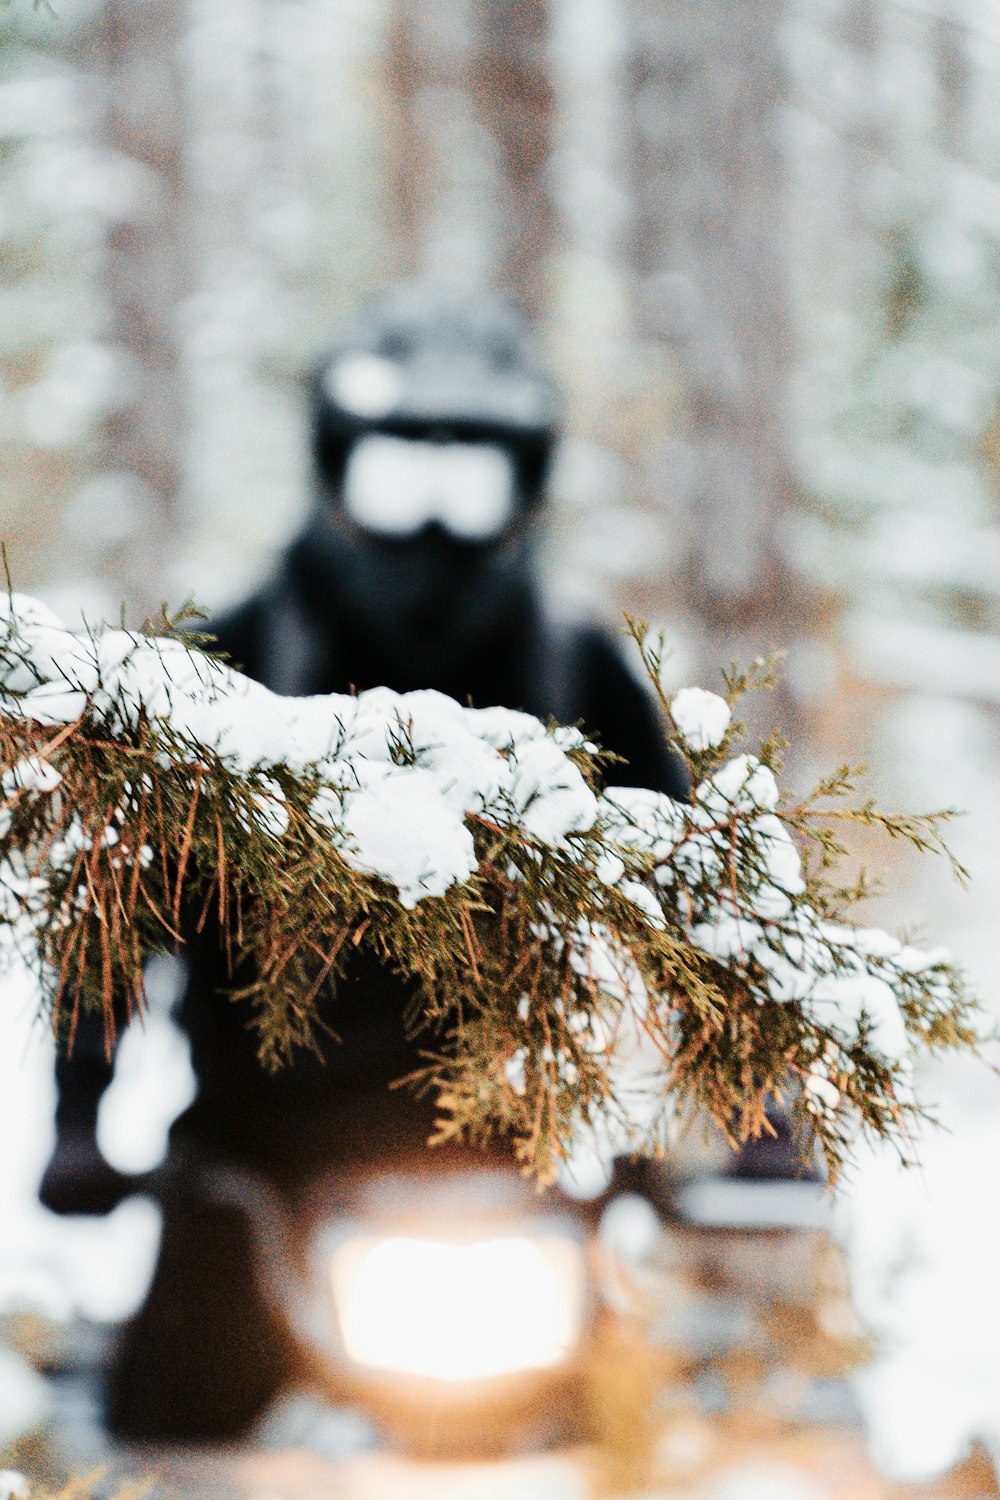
left=311, top=284, right=561, bottom=507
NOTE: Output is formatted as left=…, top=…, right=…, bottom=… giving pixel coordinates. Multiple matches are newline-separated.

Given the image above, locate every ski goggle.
left=342, top=435, right=517, bottom=542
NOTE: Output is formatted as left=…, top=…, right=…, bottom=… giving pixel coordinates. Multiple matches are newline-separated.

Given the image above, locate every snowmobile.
left=137, top=1145, right=603, bottom=1458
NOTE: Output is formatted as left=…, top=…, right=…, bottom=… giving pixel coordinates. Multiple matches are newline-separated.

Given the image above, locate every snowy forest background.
left=3, top=0, right=1000, bottom=1475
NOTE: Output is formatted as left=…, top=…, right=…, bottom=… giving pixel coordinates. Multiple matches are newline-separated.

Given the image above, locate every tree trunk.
left=384, top=0, right=552, bottom=312
left=470, top=0, right=553, bottom=315
left=627, top=0, right=794, bottom=630
left=96, top=0, right=187, bottom=615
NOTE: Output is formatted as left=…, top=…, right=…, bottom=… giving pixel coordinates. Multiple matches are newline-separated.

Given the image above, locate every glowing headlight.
left=330, top=1231, right=586, bottom=1382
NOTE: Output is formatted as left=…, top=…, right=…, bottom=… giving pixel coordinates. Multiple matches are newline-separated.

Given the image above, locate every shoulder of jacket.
left=567, top=617, right=651, bottom=691
left=200, top=576, right=287, bottom=668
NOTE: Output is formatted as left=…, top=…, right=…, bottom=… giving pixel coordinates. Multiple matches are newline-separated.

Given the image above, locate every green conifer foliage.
left=0, top=593, right=981, bottom=1185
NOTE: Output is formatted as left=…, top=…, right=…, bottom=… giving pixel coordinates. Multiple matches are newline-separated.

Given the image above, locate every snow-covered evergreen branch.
left=0, top=592, right=979, bottom=1184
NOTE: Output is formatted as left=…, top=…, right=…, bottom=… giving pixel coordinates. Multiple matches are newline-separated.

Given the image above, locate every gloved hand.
left=39, top=1129, right=133, bottom=1217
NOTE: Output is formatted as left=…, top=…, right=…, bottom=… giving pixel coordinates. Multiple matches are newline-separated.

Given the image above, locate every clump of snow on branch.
left=0, top=594, right=980, bottom=1184
left=670, top=686, right=732, bottom=751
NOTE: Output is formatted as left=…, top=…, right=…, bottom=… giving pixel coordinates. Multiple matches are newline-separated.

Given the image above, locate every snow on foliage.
left=0, top=593, right=980, bottom=1184
left=670, top=686, right=732, bottom=751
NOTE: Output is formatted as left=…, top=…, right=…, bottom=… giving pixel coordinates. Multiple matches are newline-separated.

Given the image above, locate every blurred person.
left=39, top=285, right=690, bottom=1440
